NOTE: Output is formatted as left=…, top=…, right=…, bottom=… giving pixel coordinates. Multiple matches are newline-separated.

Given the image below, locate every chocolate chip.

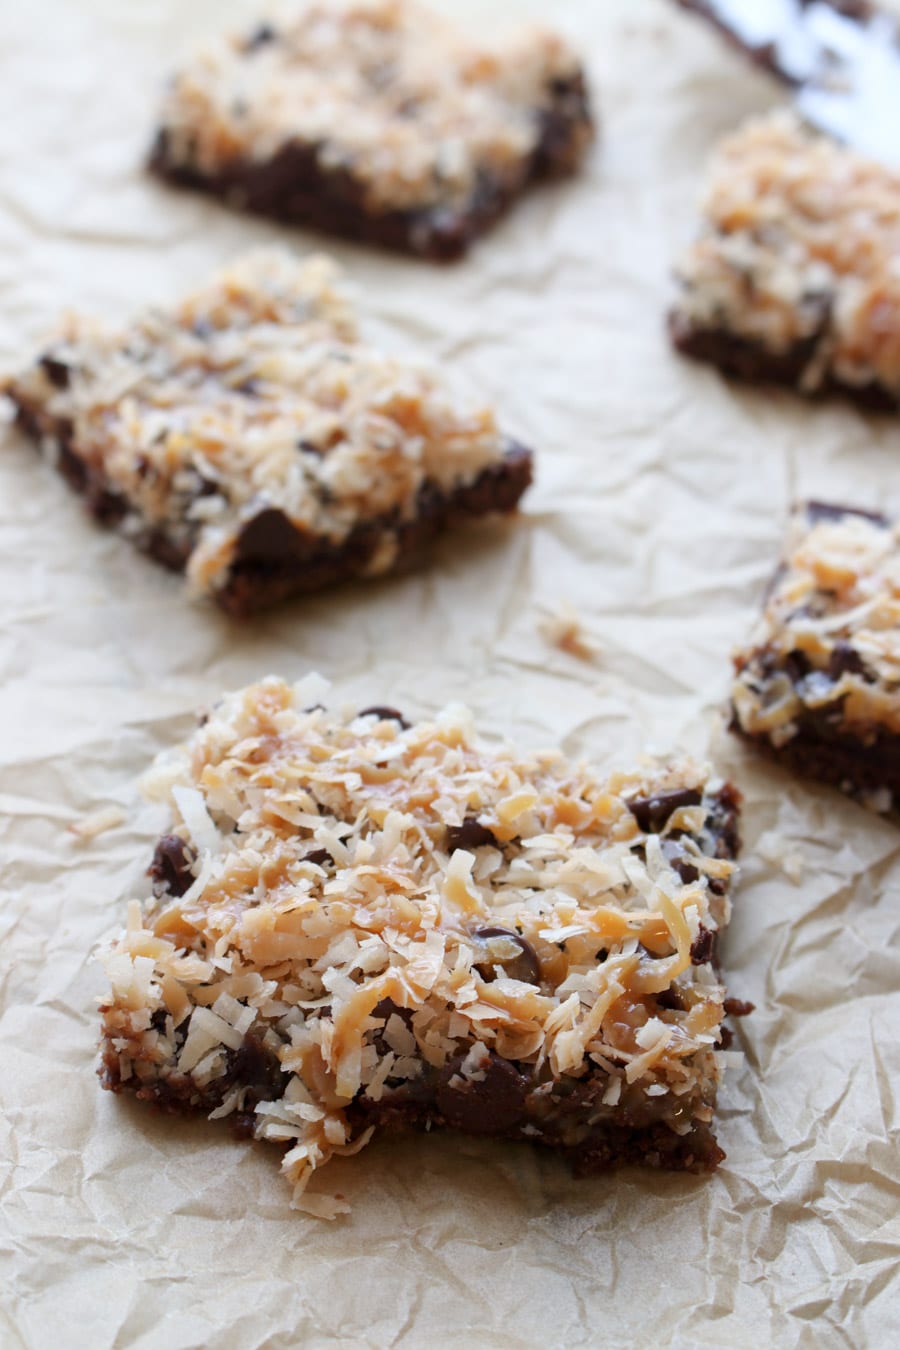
left=828, top=640, right=871, bottom=682
left=358, top=705, right=410, bottom=729
left=436, top=1051, right=528, bottom=1136
left=302, top=848, right=332, bottom=867
left=446, top=816, right=498, bottom=852
left=690, top=925, right=716, bottom=965
left=229, top=1032, right=286, bottom=1101
left=784, top=649, right=811, bottom=683
left=147, top=834, right=195, bottom=898
left=473, top=926, right=541, bottom=986
left=627, top=788, right=703, bottom=834
left=655, top=987, right=686, bottom=1012
left=39, top=353, right=71, bottom=388
left=233, top=507, right=309, bottom=563
left=661, top=838, right=700, bottom=884
left=723, top=997, right=755, bottom=1018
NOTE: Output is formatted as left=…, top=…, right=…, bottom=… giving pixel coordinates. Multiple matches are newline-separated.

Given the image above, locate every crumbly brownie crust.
left=148, top=0, right=594, bottom=260
left=731, top=503, right=900, bottom=809
left=670, top=112, right=900, bottom=407
left=99, top=676, right=742, bottom=1218
left=2, top=251, right=532, bottom=615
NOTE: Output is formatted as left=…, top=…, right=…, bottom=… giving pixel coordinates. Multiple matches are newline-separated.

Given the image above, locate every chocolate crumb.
left=690, top=925, right=716, bottom=965
left=446, top=816, right=498, bottom=852
left=723, top=997, right=754, bottom=1018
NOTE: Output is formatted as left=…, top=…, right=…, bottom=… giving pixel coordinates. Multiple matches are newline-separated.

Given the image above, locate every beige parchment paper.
left=2, top=1, right=900, bottom=1346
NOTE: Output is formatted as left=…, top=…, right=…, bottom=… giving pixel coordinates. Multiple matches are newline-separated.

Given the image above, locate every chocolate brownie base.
left=149, top=74, right=592, bottom=262
left=10, top=398, right=532, bottom=617
left=101, top=780, right=741, bottom=1180
left=669, top=311, right=900, bottom=412
left=731, top=717, right=900, bottom=803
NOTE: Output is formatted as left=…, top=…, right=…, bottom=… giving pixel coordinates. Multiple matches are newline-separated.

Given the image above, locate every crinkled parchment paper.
left=2, top=1, right=900, bottom=1346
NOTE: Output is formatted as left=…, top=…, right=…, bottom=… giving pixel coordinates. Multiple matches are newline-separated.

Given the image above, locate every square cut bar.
left=731, top=502, right=900, bottom=809
left=148, top=0, right=594, bottom=260
left=670, top=112, right=900, bottom=409
left=99, top=676, right=743, bottom=1219
left=1, top=250, right=532, bottom=616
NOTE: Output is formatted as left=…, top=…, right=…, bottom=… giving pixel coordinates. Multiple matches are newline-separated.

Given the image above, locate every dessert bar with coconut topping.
left=148, top=0, right=594, bottom=260
left=670, top=112, right=900, bottom=408
left=99, top=675, right=743, bottom=1219
left=1, top=250, right=532, bottom=616
left=731, top=502, right=900, bottom=809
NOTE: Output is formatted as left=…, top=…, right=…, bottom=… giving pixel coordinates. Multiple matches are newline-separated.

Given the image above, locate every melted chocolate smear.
left=446, top=817, right=498, bottom=852
left=723, top=997, right=755, bottom=1017
left=806, top=500, right=888, bottom=527
left=690, top=925, right=716, bottom=965
left=627, top=788, right=703, bottom=834
left=39, top=353, right=71, bottom=388
left=147, top=834, right=195, bottom=898
left=473, top=926, right=542, bottom=986
left=245, top=22, right=278, bottom=51
left=358, top=705, right=411, bottom=729
left=436, top=1052, right=528, bottom=1136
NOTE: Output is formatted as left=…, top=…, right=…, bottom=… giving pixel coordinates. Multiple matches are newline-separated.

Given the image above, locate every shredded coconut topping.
left=732, top=506, right=900, bottom=744
left=154, top=0, right=589, bottom=213
left=674, top=111, right=900, bottom=394
left=99, top=677, right=738, bottom=1214
left=2, top=249, right=517, bottom=600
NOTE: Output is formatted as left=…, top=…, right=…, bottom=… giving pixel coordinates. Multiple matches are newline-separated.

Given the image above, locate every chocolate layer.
left=149, top=74, right=593, bottom=262
left=669, top=311, right=900, bottom=411
left=9, top=397, right=533, bottom=617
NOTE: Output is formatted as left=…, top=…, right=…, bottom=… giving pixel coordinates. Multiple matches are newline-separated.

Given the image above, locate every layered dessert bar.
left=148, top=0, right=594, bottom=260
left=2, top=251, right=532, bottom=616
left=731, top=502, right=900, bottom=808
left=99, top=676, right=743, bottom=1218
left=670, top=112, right=900, bottom=408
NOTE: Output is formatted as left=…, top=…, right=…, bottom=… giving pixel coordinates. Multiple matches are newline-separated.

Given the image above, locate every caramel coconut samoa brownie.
left=99, top=676, right=746, bottom=1218
left=1, top=250, right=532, bottom=616
left=670, top=112, right=900, bottom=408
left=148, top=0, right=594, bottom=260
left=731, top=502, right=900, bottom=809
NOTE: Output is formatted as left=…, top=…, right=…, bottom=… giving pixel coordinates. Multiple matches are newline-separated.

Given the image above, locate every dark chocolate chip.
left=358, top=705, right=411, bottom=729
left=39, top=353, right=71, bottom=388
left=233, top=507, right=309, bottom=563
left=655, top=987, right=686, bottom=1012
left=689, top=925, right=716, bottom=966
left=473, top=926, right=542, bottom=986
left=661, top=838, right=700, bottom=884
left=229, top=1032, right=286, bottom=1101
left=147, top=834, right=195, bottom=898
left=828, top=640, right=871, bottom=682
left=445, top=816, right=498, bottom=852
left=302, top=848, right=332, bottom=867
left=627, top=788, right=703, bottom=834
left=723, top=997, right=755, bottom=1018
left=436, top=1051, right=528, bottom=1136
left=149, top=1007, right=169, bottom=1034
left=784, top=649, right=811, bottom=683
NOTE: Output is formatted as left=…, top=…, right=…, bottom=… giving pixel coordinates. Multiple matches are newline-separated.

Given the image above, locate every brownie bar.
left=730, top=502, right=900, bottom=809
left=2, top=251, right=533, bottom=615
left=99, top=677, right=743, bottom=1218
left=670, top=112, right=900, bottom=408
left=148, top=1, right=594, bottom=260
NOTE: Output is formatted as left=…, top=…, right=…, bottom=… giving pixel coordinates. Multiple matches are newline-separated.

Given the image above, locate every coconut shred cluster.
left=99, top=676, right=737, bottom=1217
left=2, top=250, right=507, bottom=599
left=674, top=111, right=900, bottom=394
left=154, top=0, right=588, bottom=213
left=732, top=509, right=900, bottom=745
